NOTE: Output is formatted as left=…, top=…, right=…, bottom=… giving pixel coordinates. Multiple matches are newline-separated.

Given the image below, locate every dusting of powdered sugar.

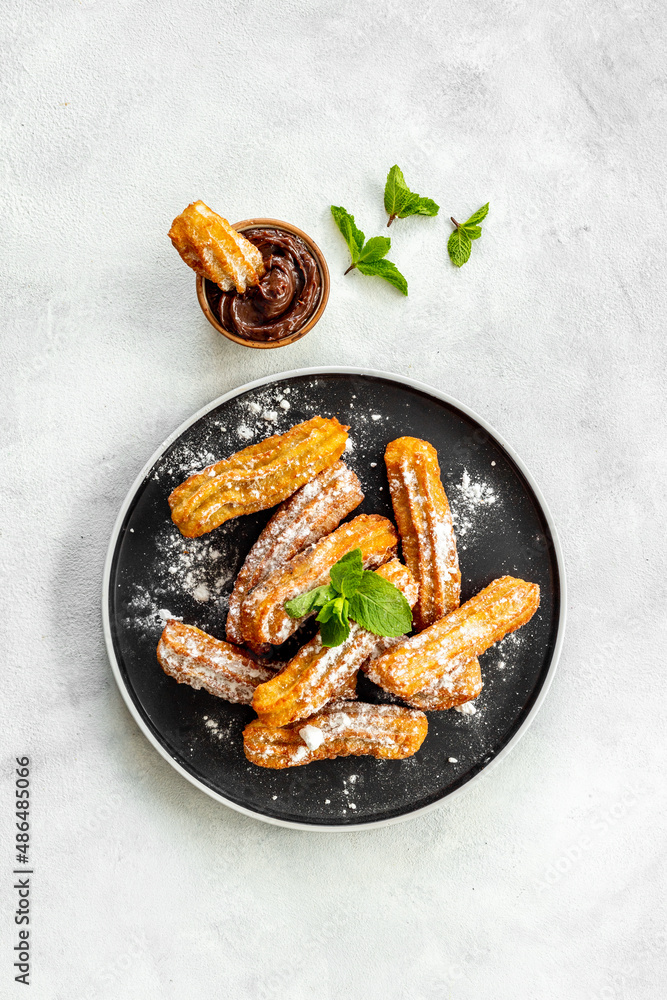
left=457, top=469, right=497, bottom=506
left=450, top=467, right=501, bottom=541
left=454, top=702, right=477, bottom=716
left=125, top=526, right=238, bottom=632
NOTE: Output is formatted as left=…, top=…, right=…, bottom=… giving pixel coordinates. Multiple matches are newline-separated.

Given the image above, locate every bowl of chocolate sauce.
left=197, top=219, right=330, bottom=348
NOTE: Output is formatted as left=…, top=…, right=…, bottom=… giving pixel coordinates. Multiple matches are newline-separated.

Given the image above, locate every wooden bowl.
left=196, top=218, right=330, bottom=349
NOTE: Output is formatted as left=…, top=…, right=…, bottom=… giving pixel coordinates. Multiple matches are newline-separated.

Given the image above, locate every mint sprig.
left=331, top=206, right=408, bottom=296
left=447, top=203, right=489, bottom=267
left=284, top=548, right=413, bottom=648
left=384, top=165, right=439, bottom=227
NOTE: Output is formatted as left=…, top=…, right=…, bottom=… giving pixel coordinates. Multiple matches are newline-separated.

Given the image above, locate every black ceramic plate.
left=103, top=368, right=565, bottom=830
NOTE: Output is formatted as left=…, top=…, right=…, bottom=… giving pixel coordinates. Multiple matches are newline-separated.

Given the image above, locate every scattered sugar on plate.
left=158, top=609, right=182, bottom=622
left=248, top=401, right=262, bottom=415
left=454, top=702, right=477, bottom=716
left=192, top=583, right=210, bottom=603
left=370, top=462, right=377, bottom=468
left=457, top=468, right=496, bottom=506
left=448, top=757, right=458, bottom=763
left=371, top=414, right=381, bottom=421
left=279, top=399, right=290, bottom=410
left=262, top=410, right=278, bottom=423
left=238, top=424, right=253, bottom=440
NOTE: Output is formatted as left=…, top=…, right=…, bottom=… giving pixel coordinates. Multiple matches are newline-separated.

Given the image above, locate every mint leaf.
left=384, top=165, right=412, bottom=219
left=331, top=206, right=365, bottom=263
left=447, top=227, right=472, bottom=268
left=347, top=571, right=413, bottom=637
left=384, top=165, right=439, bottom=225
left=319, top=613, right=350, bottom=648
left=410, top=196, right=439, bottom=218
left=285, top=584, right=336, bottom=619
left=357, top=236, right=391, bottom=264
left=357, top=259, right=408, bottom=296
left=329, top=548, right=364, bottom=598
left=448, top=203, right=489, bottom=266
left=462, top=202, right=489, bottom=227
left=318, top=596, right=350, bottom=647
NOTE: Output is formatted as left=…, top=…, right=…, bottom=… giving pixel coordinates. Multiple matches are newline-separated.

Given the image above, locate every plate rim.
left=102, top=366, right=567, bottom=832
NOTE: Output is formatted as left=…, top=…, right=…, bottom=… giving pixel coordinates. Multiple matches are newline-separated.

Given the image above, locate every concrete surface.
left=2, top=1, right=666, bottom=997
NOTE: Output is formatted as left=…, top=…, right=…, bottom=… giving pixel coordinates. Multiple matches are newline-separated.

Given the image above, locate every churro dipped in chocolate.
left=168, top=201, right=265, bottom=293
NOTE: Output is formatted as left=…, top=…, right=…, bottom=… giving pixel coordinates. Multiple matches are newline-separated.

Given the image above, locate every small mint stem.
left=344, top=263, right=357, bottom=275
left=451, top=217, right=460, bottom=228
left=387, top=214, right=396, bottom=227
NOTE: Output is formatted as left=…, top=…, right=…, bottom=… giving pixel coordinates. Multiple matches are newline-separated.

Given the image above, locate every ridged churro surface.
left=169, top=416, right=349, bottom=538
left=168, top=201, right=265, bottom=293
left=157, top=620, right=274, bottom=705
left=226, top=462, right=363, bottom=645
left=385, top=436, right=461, bottom=630
left=252, top=560, right=417, bottom=727
left=243, top=702, right=428, bottom=768
left=405, top=656, right=483, bottom=710
left=239, top=513, right=398, bottom=646
left=366, top=575, right=540, bottom=698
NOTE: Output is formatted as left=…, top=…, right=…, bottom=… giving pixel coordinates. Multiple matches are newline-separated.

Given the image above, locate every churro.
left=385, top=436, right=461, bottom=630
left=157, top=620, right=274, bottom=704
left=252, top=560, right=417, bottom=727
left=169, top=416, right=349, bottom=538
left=168, top=201, right=265, bottom=293
left=239, top=513, right=398, bottom=646
left=243, top=701, right=428, bottom=768
left=366, top=576, right=539, bottom=699
left=226, top=462, right=363, bottom=645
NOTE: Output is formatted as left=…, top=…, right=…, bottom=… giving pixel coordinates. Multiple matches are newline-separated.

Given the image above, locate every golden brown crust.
left=168, top=416, right=349, bottom=538
left=225, top=462, right=363, bottom=645
left=168, top=201, right=265, bottom=293
left=385, top=436, right=461, bottom=630
left=239, top=514, right=398, bottom=647
left=243, top=702, right=428, bottom=769
left=156, top=620, right=275, bottom=705
left=404, top=656, right=483, bottom=710
left=366, top=576, right=540, bottom=699
left=251, top=560, right=418, bottom=727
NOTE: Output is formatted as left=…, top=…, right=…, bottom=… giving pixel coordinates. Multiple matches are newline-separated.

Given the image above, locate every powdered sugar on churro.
left=299, top=725, right=325, bottom=751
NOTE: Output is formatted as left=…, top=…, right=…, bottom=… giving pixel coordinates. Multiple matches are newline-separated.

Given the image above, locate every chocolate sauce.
left=205, top=228, right=321, bottom=342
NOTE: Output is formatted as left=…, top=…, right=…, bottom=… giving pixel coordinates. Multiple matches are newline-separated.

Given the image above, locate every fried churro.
left=366, top=576, right=539, bottom=699
left=385, top=436, right=461, bottom=630
left=157, top=620, right=275, bottom=704
left=251, top=560, right=417, bottom=727
left=169, top=416, right=349, bottom=538
left=239, top=513, right=398, bottom=647
left=168, top=201, right=265, bottom=293
left=404, top=656, right=483, bottom=710
left=226, top=462, right=363, bottom=645
left=243, top=702, right=428, bottom=769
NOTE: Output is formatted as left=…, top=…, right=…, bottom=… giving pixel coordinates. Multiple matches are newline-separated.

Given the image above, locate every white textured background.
left=2, top=1, right=666, bottom=997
